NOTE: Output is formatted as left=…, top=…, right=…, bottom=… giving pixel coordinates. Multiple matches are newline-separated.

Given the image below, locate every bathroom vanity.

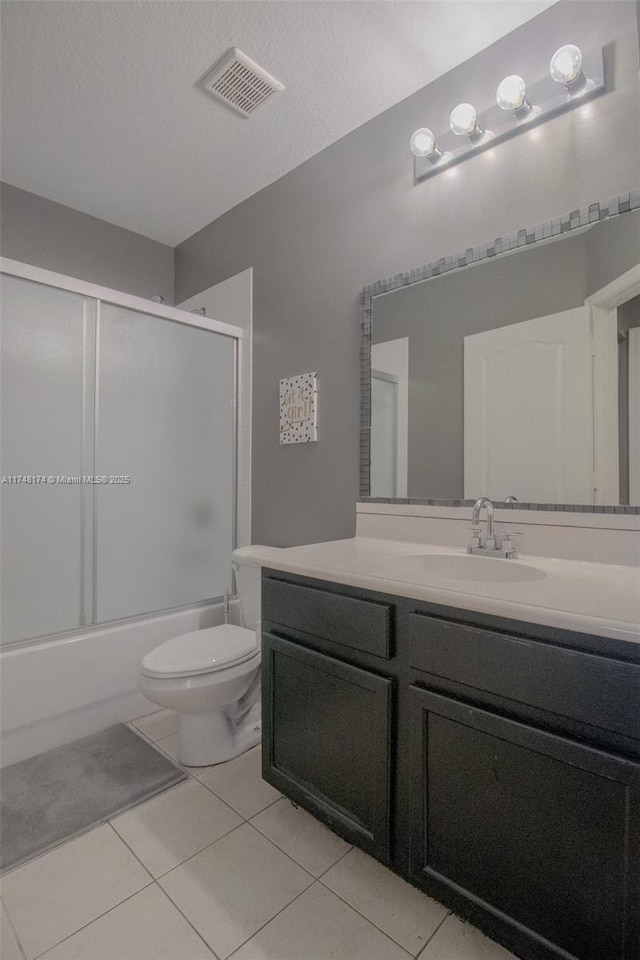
left=253, top=521, right=640, bottom=960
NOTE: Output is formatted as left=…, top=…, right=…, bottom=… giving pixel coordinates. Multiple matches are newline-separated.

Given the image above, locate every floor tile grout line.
left=29, top=879, right=155, bottom=960
left=149, top=881, right=221, bottom=960
left=130, top=717, right=179, bottom=743
left=224, top=877, right=318, bottom=960
left=0, top=812, right=139, bottom=880
left=186, top=779, right=254, bottom=825
left=414, top=911, right=453, bottom=959
left=192, top=773, right=250, bottom=814
left=105, top=821, right=157, bottom=882
left=147, top=737, right=195, bottom=777
left=118, top=813, right=247, bottom=883
left=109, top=774, right=246, bottom=843
left=314, top=843, right=354, bottom=879
left=247, top=814, right=350, bottom=880
left=1, top=896, right=28, bottom=960
left=153, top=820, right=249, bottom=882
left=315, top=847, right=452, bottom=956
left=129, top=709, right=162, bottom=725
left=156, top=819, right=317, bottom=885
left=315, top=875, right=423, bottom=957
left=196, top=774, right=282, bottom=820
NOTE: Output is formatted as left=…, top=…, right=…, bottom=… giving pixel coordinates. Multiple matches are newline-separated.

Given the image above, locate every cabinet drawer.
left=263, top=576, right=392, bottom=659
left=409, top=613, right=640, bottom=739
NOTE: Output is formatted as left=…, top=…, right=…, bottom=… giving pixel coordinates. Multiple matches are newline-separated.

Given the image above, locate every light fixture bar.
left=414, top=45, right=605, bottom=183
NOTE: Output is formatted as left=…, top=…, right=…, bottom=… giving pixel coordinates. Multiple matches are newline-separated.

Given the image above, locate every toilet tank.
left=231, top=547, right=262, bottom=631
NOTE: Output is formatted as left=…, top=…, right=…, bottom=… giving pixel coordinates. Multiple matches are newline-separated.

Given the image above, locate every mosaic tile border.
left=359, top=190, right=640, bottom=512
left=361, top=497, right=640, bottom=515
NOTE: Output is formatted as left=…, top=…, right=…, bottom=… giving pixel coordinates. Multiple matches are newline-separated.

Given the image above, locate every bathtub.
left=0, top=600, right=237, bottom=766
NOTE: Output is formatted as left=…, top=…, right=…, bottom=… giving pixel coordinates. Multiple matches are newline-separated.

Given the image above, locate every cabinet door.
left=408, top=687, right=640, bottom=960
left=262, top=632, right=392, bottom=861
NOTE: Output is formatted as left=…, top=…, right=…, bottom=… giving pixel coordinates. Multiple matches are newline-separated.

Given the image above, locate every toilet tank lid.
left=141, top=624, right=257, bottom=678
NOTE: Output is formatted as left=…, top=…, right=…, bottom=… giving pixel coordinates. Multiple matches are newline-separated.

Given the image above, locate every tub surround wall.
left=0, top=183, right=175, bottom=303
left=175, top=1, right=640, bottom=547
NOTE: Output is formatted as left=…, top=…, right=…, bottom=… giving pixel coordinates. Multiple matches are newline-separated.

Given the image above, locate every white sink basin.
left=392, top=553, right=546, bottom=584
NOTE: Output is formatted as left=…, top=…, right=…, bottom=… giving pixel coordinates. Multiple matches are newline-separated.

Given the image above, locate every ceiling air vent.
left=199, top=48, right=285, bottom=118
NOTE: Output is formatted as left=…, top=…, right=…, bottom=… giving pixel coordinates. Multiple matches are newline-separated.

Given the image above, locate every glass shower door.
left=95, top=304, right=236, bottom=622
left=1, top=275, right=96, bottom=643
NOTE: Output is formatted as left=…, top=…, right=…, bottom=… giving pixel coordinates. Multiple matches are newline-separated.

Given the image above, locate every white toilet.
left=138, top=548, right=262, bottom=766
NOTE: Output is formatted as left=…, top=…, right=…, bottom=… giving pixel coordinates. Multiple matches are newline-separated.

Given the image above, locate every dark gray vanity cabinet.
left=261, top=575, right=395, bottom=862
left=261, top=568, right=640, bottom=960
left=407, top=687, right=640, bottom=960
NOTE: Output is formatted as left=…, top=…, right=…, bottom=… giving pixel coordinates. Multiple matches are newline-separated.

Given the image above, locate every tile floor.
left=1, top=709, right=520, bottom=960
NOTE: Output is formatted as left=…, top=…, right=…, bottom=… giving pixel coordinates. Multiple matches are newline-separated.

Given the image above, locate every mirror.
left=366, top=207, right=640, bottom=507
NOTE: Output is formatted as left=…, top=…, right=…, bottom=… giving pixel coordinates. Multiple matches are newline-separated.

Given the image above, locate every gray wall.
left=373, top=211, right=640, bottom=499
left=0, top=183, right=174, bottom=303
left=177, top=2, right=638, bottom=546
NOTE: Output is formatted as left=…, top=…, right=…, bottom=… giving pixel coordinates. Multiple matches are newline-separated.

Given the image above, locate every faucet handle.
left=496, top=529, right=522, bottom=558
left=465, top=525, right=483, bottom=552
left=495, top=528, right=522, bottom=542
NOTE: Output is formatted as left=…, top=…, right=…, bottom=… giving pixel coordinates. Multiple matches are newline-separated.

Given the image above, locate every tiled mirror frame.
left=359, top=189, right=640, bottom=514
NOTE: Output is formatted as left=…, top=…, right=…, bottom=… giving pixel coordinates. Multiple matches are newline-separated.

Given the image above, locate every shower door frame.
left=1, top=257, right=245, bottom=647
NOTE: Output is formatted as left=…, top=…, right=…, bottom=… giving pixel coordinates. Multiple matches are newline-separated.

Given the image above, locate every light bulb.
left=410, top=127, right=442, bottom=164
left=496, top=75, right=528, bottom=113
left=550, top=44, right=583, bottom=85
left=410, top=128, right=436, bottom=158
left=449, top=103, right=481, bottom=139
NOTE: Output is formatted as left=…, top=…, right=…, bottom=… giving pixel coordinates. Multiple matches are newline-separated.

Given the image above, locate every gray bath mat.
left=1, top=723, right=186, bottom=873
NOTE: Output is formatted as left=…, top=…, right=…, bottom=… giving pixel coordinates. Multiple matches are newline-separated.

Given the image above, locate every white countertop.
left=241, top=538, right=640, bottom=645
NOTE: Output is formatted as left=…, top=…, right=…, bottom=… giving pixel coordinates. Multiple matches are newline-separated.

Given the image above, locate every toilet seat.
left=141, top=624, right=257, bottom=679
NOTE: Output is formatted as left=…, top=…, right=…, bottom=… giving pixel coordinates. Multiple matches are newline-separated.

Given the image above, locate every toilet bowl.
left=138, top=548, right=262, bottom=766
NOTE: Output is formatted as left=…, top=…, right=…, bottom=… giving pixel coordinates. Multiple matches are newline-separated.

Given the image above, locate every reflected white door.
left=464, top=308, right=594, bottom=503
left=371, top=372, right=398, bottom=498
left=629, top=327, right=640, bottom=506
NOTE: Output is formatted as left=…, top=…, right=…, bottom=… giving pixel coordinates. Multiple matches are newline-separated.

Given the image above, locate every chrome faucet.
left=468, top=497, right=521, bottom=559
left=472, top=497, right=495, bottom=547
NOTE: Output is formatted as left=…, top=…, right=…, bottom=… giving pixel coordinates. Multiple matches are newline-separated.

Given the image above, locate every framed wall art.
left=279, top=372, right=318, bottom=444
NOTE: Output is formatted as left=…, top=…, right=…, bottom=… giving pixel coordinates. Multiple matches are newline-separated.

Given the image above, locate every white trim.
left=629, top=327, right=640, bottom=506
left=588, top=304, right=619, bottom=503
left=587, top=263, right=640, bottom=309
left=585, top=261, right=640, bottom=504
left=0, top=257, right=243, bottom=339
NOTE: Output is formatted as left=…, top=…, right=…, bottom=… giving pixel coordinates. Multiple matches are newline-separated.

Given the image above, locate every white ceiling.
left=1, top=1, right=555, bottom=246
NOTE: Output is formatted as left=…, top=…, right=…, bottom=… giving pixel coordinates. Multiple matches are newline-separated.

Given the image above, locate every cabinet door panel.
left=408, top=687, right=640, bottom=960
left=262, top=632, right=392, bottom=861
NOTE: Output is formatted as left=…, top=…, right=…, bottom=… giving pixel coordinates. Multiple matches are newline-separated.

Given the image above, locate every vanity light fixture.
left=409, top=127, right=442, bottom=163
left=412, top=42, right=605, bottom=184
left=496, top=75, right=531, bottom=118
left=449, top=103, right=483, bottom=141
left=549, top=44, right=586, bottom=92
